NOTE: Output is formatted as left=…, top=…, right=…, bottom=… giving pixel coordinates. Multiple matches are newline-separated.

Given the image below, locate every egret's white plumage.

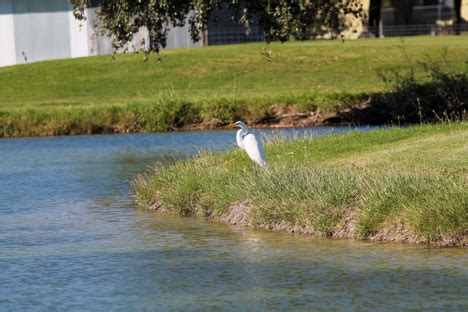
left=232, top=121, right=268, bottom=168
left=236, top=128, right=246, bottom=151
left=243, top=133, right=268, bottom=168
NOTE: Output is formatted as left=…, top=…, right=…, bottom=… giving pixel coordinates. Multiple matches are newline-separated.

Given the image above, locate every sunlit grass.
left=0, top=36, right=467, bottom=137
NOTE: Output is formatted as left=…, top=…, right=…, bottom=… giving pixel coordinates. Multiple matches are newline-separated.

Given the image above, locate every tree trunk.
left=454, top=0, right=462, bottom=35
left=368, top=0, right=382, bottom=37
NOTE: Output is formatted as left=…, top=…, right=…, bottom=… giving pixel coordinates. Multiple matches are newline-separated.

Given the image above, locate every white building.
left=0, top=0, right=199, bottom=67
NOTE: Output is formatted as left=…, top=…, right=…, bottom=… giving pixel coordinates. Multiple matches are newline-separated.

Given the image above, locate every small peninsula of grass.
left=134, top=123, right=467, bottom=247
left=1, top=36, right=467, bottom=137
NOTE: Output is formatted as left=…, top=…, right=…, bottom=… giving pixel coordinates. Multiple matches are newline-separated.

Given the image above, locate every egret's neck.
left=236, top=129, right=246, bottom=150
left=239, top=126, right=249, bottom=136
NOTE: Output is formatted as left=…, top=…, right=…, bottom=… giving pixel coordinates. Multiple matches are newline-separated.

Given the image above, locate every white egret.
left=230, top=121, right=268, bottom=169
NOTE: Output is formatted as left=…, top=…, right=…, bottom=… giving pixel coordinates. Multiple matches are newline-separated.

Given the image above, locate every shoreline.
left=0, top=104, right=369, bottom=138
left=0, top=105, right=352, bottom=139
left=146, top=201, right=467, bottom=248
left=178, top=106, right=342, bottom=132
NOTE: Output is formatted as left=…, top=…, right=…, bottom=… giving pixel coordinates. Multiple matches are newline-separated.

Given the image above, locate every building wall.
left=85, top=8, right=153, bottom=55
left=69, top=10, right=89, bottom=58
left=462, top=0, right=468, bottom=21
left=12, top=0, right=71, bottom=64
left=85, top=8, right=114, bottom=56
left=347, top=0, right=468, bottom=37
left=166, top=22, right=202, bottom=49
left=0, top=0, right=16, bottom=66
left=0, top=0, right=199, bottom=67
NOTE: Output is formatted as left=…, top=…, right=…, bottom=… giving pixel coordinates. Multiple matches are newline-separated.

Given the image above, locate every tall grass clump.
left=242, top=166, right=359, bottom=235
left=134, top=152, right=241, bottom=217
left=135, top=160, right=467, bottom=244
left=356, top=173, right=467, bottom=242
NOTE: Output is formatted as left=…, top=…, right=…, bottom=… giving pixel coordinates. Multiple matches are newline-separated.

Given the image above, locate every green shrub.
left=374, top=59, right=467, bottom=123
left=335, top=55, right=468, bottom=125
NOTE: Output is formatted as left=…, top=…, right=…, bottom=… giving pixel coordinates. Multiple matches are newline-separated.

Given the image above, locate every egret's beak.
left=226, top=124, right=236, bottom=129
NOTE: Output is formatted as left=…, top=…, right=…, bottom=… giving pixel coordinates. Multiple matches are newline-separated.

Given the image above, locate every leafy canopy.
left=70, top=1, right=363, bottom=53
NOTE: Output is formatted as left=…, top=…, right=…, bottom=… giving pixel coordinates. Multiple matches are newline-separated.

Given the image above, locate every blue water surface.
left=1, top=127, right=466, bottom=311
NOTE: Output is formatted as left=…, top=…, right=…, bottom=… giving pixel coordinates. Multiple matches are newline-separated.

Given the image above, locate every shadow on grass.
left=328, top=58, right=467, bottom=125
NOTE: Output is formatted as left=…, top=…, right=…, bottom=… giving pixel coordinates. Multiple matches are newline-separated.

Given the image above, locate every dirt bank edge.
left=147, top=200, right=467, bottom=248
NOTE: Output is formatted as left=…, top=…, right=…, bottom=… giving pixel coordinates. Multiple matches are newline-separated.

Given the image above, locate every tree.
left=454, top=0, right=462, bottom=35
left=368, top=0, right=382, bottom=37
left=70, top=0, right=363, bottom=53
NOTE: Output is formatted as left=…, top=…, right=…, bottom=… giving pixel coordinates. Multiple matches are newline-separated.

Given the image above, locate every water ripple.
left=1, top=128, right=466, bottom=311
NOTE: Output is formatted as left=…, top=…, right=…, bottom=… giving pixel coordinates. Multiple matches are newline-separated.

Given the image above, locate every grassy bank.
left=1, top=36, right=467, bottom=137
left=134, top=123, right=468, bottom=246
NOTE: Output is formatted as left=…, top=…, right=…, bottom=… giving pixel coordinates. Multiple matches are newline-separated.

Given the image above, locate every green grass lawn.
left=1, top=36, right=467, bottom=137
left=134, top=123, right=468, bottom=246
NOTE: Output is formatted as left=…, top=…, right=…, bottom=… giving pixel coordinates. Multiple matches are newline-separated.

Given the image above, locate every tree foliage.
left=70, top=0, right=363, bottom=53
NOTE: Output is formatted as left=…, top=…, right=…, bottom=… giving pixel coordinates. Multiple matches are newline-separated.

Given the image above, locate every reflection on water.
left=0, top=128, right=467, bottom=311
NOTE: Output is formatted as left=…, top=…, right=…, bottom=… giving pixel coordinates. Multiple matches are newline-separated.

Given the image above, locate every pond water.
left=0, top=127, right=466, bottom=311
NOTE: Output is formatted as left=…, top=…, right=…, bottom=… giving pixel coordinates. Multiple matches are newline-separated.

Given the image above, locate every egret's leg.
left=253, top=163, right=258, bottom=177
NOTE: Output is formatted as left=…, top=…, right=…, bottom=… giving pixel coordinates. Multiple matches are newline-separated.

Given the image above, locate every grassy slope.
left=134, top=123, right=468, bottom=246
left=1, top=36, right=467, bottom=111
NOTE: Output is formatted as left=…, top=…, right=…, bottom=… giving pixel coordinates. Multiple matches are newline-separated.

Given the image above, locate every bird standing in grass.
left=230, top=121, right=268, bottom=169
